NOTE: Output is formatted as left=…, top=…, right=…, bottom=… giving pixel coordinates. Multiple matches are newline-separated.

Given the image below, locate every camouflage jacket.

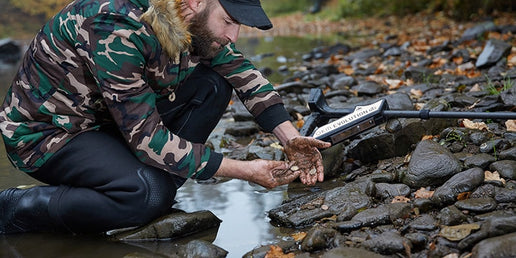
left=0, top=0, right=288, bottom=179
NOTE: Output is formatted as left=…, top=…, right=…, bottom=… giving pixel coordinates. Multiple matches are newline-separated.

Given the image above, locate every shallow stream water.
left=0, top=36, right=340, bottom=257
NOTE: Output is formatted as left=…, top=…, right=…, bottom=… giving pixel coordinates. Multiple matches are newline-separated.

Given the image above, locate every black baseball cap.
left=218, top=0, right=273, bottom=30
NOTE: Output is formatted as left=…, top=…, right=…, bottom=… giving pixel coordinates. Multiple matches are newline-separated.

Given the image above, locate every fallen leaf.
left=456, top=192, right=471, bottom=201
left=392, top=196, right=410, bottom=203
left=414, top=187, right=434, bottom=199
left=506, top=120, right=516, bottom=132
left=421, top=135, right=436, bottom=140
left=291, top=232, right=307, bottom=242
left=384, top=78, right=404, bottom=90
left=440, top=224, right=480, bottom=241
left=485, top=170, right=506, bottom=185
left=463, top=119, right=488, bottom=131
left=265, top=245, right=294, bottom=258
left=410, top=88, right=423, bottom=98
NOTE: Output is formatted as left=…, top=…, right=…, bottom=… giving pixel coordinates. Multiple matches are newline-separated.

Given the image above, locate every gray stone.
left=490, top=160, right=516, bottom=179
left=431, top=167, right=485, bottom=204
left=464, top=153, right=496, bottom=169
left=460, top=21, right=496, bottom=42
left=402, top=140, right=462, bottom=188
left=362, top=231, right=410, bottom=255
left=455, top=197, right=497, bottom=213
left=107, top=210, right=222, bottom=241
left=475, top=39, right=512, bottom=68
left=471, top=232, right=516, bottom=258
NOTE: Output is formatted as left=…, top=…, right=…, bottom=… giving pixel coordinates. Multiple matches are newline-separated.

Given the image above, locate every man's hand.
left=284, top=137, right=331, bottom=186
left=215, top=159, right=301, bottom=189
left=247, top=160, right=301, bottom=189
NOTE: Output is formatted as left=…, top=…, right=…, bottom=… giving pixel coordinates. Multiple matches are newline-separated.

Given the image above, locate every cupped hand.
left=247, top=160, right=300, bottom=189
left=284, top=137, right=331, bottom=186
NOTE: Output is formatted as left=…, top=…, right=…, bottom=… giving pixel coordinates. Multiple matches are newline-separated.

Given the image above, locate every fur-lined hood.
left=140, top=0, right=191, bottom=59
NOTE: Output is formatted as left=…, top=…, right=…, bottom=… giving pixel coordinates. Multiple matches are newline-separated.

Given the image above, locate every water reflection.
left=0, top=36, right=330, bottom=257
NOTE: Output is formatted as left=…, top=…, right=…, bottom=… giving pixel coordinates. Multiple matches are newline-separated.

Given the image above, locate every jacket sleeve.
left=81, top=13, right=221, bottom=179
left=206, top=43, right=291, bottom=132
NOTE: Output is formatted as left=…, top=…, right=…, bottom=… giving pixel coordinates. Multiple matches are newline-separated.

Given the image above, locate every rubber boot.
left=0, top=186, right=64, bottom=234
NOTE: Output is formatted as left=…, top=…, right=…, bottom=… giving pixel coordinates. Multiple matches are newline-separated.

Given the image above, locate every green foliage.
left=9, top=0, right=69, bottom=19
left=261, top=0, right=313, bottom=16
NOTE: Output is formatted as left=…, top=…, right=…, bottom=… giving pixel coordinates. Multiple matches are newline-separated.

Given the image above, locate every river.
left=0, top=35, right=338, bottom=257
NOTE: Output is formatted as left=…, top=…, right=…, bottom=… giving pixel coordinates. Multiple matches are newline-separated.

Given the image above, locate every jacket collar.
left=140, top=0, right=191, bottom=60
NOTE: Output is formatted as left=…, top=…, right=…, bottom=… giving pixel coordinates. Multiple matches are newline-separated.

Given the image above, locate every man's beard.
left=189, top=8, right=229, bottom=58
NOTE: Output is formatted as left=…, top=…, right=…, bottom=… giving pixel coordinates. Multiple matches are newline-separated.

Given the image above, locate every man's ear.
left=184, top=0, right=205, bottom=14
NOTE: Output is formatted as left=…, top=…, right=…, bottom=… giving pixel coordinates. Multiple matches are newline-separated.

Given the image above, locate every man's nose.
left=226, top=24, right=240, bottom=43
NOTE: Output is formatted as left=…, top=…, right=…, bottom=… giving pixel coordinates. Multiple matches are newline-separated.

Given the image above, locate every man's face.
left=189, top=0, right=241, bottom=58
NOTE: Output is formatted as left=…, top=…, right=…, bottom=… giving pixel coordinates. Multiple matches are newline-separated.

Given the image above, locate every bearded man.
left=0, top=0, right=330, bottom=234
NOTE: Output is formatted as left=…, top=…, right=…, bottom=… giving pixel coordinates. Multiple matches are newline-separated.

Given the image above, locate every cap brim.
left=219, top=0, right=273, bottom=30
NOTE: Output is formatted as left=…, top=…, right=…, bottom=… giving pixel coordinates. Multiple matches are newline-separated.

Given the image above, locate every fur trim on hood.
left=141, top=0, right=191, bottom=59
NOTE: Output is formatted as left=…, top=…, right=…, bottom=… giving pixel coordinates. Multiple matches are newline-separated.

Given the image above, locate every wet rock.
left=454, top=197, right=497, bottom=213
left=106, top=210, right=222, bottom=241
left=438, top=205, right=468, bottom=226
left=458, top=215, right=516, bottom=250
left=431, top=167, right=484, bottom=204
left=480, top=139, right=511, bottom=154
left=243, top=240, right=297, bottom=258
left=331, top=75, right=357, bottom=88
left=459, top=21, right=496, bottom=42
left=268, top=180, right=373, bottom=228
left=374, top=183, right=410, bottom=199
left=382, top=46, right=402, bottom=57
left=382, top=92, right=414, bottom=110
left=173, top=240, right=228, bottom=258
left=408, top=214, right=438, bottom=231
left=493, top=187, right=516, bottom=203
left=0, top=38, right=22, bottom=64
left=471, top=232, right=516, bottom=258
left=224, top=121, right=259, bottom=137
left=500, top=82, right=516, bottom=106
left=346, top=118, right=453, bottom=163
left=336, top=203, right=411, bottom=231
left=489, top=160, right=516, bottom=179
left=401, top=140, right=462, bottom=188
left=300, top=224, right=338, bottom=252
left=362, top=231, right=410, bottom=255
left=352, top=81, right=384, bottom=96
left=345, top=48, right=381, bottom=62
left=320, top=247, right=386, bottom=258
left=463, top=153, right=496, bottom=169
left=475, top=39, right=512, bottom=68
left=405, top=232, right=428, bottom=251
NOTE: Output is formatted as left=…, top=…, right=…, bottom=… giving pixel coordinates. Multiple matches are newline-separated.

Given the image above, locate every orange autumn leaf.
left=414, top=187, right=434, bottom=199
left=291, top=232, right=307, bottom=242
left=421, top=135, right=436, bottom=140
left=457, top=192, right=471, bottom=201
left=265, top=245, right=294, bottom=258
left=295, top=119, right=304, bottom=129
left=452, top=56, right=464, bottom=65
